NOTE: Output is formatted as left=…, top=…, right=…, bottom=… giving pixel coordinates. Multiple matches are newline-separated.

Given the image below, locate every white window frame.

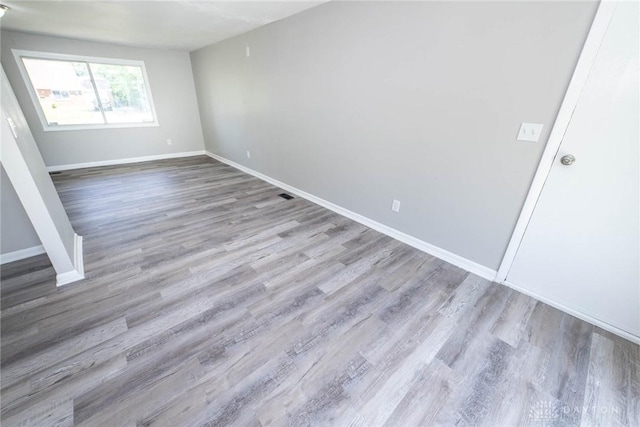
left=12, top=49, right=159, bottom=132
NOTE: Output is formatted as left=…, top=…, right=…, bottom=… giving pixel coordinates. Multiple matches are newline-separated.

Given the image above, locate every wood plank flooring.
left=1, top=156, right=638, bottom=426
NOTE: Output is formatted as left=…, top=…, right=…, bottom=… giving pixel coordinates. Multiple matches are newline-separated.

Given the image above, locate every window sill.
left=42, top=121, right=160, bottom=132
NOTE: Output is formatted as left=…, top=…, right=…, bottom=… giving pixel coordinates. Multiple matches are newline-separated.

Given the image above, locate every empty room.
left=0, top=0, right=638, bottom=426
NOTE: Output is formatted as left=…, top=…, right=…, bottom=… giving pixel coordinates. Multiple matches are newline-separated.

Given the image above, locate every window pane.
left=88, top=63, right=154, bottom=124
left=21, top=58, right=105, bottom=126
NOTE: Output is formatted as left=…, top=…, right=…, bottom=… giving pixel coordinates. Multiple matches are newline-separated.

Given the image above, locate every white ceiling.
left=0, top=1, right=328, bottom=51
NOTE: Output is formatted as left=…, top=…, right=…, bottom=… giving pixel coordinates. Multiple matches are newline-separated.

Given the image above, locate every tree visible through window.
left=14, top=51, right=157, bottom=130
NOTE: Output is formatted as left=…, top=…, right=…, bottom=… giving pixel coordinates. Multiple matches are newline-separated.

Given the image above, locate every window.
left=13, top=50, right=158, bottom=131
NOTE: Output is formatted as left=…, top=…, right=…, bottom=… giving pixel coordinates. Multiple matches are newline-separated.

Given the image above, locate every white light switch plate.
left=517, top=123, right=544, bottom=142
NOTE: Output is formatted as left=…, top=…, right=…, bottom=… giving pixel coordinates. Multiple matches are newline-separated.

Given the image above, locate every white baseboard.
left=0, top=245, right=46, bottom=265
left=75, top=233, right=84, bottom=277
left=47, top=150, right=206, bottom=172
left=205, top=150, right=639, bottom=344
left=56, top=269, right=85, bottom=286
left=205, top=151, right=497, bottom=282
left=501, top=280, right=640, bottom=344
left=56, top=233, right=84, bottom=286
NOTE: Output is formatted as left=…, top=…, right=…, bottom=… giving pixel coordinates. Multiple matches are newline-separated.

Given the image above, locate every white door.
left=506, top=1, right=639, bottom=339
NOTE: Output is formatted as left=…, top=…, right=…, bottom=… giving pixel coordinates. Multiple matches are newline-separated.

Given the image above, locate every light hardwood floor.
left=1, top=156, right=638, bottom=426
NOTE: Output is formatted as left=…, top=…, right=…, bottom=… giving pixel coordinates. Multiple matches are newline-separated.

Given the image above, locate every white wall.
left=1, top=30, right=205, bottom=168
left=0, top=165, right=41, bottom=255
left=191, top=1, right=598, bottom=271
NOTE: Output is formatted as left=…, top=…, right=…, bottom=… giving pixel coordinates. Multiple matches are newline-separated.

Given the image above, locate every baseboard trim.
left=73, top=233, right=84, bottom=278
left=0, top=245, right=46, bottom=265
left=205, top=151, right=498, bottom=282
left=206, top=150, right=640, bottom=343
left=56, top=269, right=85, bottom=286
left=47, top=150, right=206, bottom=172
left=501, top=280, right=640, bottom=344
left=56, top=234, right=85, bottom=287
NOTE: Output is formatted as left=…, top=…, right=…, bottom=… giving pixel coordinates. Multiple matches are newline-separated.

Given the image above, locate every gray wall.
left=2, top=64, right=79, bottom=274
left=191, top=1, right=597, bottom=270
left=1, top=166, right=40, bottom=255
left=1, top=30, right=205, bottom=167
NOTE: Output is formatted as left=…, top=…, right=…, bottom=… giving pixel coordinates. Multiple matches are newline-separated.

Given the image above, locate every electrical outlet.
left=246, top=46, right=251, bottom=57
left=166, top=139, right=172, bottom=146
left=246, top=150, right=251, bottom=159
left=391, top=199, right=401, bottom=213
